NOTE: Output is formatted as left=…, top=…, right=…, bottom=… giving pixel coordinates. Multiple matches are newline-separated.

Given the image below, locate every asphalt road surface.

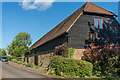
left=0, top=62, right=46, bottom=78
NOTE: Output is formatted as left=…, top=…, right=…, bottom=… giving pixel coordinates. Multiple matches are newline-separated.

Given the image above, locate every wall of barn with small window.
left=68, top=12, right=120, bottom=49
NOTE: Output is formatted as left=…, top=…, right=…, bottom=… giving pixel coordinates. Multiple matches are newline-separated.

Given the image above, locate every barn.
left=24, top=2, right=120, bottom=67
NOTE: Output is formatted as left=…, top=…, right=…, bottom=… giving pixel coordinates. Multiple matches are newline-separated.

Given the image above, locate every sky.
left=2, top=2, right=119, bottom=49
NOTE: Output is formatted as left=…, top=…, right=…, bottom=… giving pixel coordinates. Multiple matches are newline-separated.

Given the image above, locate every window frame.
left=94, top=17, right=103, bottom=29
left=89, top=32, right=95, bottom=42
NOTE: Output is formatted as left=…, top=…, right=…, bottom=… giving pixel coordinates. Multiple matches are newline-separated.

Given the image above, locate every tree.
left=2, top=49, right=7, bottom=56
left=7, top=32, right=32, bottom=57
left=0, top=48, right=2, bottom=58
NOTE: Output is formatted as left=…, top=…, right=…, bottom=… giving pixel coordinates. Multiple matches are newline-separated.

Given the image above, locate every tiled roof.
left=30, top=2, right=115, bottom=50
left=84, top=2, right=115, bottom=15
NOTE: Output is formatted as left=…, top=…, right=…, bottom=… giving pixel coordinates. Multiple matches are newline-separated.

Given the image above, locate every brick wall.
left=73, top=49, right=85, bottom=60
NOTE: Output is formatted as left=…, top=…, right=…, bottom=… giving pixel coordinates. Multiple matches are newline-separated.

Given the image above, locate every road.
left=0, top=62, right=46, bottom=78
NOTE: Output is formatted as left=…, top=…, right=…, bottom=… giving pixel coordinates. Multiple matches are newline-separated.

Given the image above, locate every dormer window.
left=94, top=18, right=103, bottom=29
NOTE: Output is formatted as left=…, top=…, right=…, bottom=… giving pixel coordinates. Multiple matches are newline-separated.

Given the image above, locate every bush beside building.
left=48, top=56, right=93, bottom=78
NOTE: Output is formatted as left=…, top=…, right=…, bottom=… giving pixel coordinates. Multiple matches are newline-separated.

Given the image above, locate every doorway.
left=34, top=55, right=38, bottom=65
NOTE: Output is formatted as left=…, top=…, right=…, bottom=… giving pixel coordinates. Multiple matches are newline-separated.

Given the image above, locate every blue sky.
left=2, top=2, right=118, bottom=49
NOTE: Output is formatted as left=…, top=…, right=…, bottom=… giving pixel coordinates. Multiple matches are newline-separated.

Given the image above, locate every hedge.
left=34, top=66, right=39, bottom=69
left=50, top=56, right=93, bottom=78
left=11, top=59, right=18, bottom=63
left=22, top=62, right=26, bottom=65
left=17, top=61, right=22, bottom=64
left=25, top=63, right=34, bottom=68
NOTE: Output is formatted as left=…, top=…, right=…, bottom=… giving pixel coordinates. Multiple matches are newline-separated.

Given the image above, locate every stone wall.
left=41, top=53, right=51, bottom=67
left=38, top=55, right=42, bottom=66
left=25, top=52, right=53, bottom=67
left=32, top=56, right=34, bottom=65
left=28, top=56, right=34, bottom=65
left=25, top=49, right=85, bottom=66
left=38, top=53, right=53, bottom=67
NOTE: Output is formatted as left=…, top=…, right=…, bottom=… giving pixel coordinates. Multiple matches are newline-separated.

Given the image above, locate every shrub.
left=25, top=63, right=34, bottom=68
left=68, top=48, right=75, bottom=58
left=10, top=56, right=14, bottom=59
left=11, top=59, right=17, bottom=63
left=7, top=56, right=11, bottom=61
left=34, top=66, right=39, bottom=69
left=22, top=62, right=26, bottom=65
left=54, top=43, right=75, bottom=58
left=12, top=56, right=18, bottom=60
left=17, top=61, right=22, bottom=64
left=11, top=59, right=14, bottom=62
left=18, top=57, right=22, bottom=61
left=50, top=56, right=93, bottom=78
left=46, top=68, right=56, bottom=75
left=54, top=43, right=68, bottom=57
left=82, top=43, right=120, bottom=78
left=16, top=57, right=19, bottom=60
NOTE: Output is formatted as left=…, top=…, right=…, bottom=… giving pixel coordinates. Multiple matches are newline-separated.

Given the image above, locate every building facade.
left=25, top=2, right=120, bottom=67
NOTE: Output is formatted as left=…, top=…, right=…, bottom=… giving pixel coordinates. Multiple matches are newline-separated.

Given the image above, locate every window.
left=89, top=33, right=95, bottom=42
left=99, top=19, right=103, bottom=29
left=94, top=18, right=98, bottom=28
left=94, top=18, right=103, bottom=29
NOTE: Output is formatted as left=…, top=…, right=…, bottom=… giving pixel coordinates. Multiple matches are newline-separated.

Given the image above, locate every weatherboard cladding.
left=30, top=2, right=116, bottom=50
left=37, top=33, right=67, bottom=54
left=68, top=14, right=91, bottom=49
left=68, top=13, right=120, bottom=49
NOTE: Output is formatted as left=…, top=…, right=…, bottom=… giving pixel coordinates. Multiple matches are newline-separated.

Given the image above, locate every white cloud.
left=19, top=0, right=55, bottom=11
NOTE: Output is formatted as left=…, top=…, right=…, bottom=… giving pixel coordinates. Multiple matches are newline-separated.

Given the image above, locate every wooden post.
left=38, top=55, right=41, bottom=66
left=32, top=55, right=34, bottom=65
left=25, top=57, right=27, bottom=64
left=22, top=54, right=24, bottom=63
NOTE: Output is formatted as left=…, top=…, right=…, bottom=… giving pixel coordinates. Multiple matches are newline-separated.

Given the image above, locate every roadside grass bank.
left=7, top=56, right=59, bottom=78
left=8, top=61, right=59, bottom=78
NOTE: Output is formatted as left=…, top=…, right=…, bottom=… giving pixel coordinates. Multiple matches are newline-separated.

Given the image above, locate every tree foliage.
left=0, top=48, right=2, bottom=57
left=68, top=48, right=75, bottom=58
left=0, top=48, right=7, bottom=58
left=7, top=32, right=32, bottom=57
left=2, top=49, right=7, bottom=56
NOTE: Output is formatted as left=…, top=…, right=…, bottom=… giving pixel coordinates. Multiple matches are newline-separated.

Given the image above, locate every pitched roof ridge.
left=30, top=13, right=71, bottom=49
left=52, top=2, right=87, bottom=33
left=84, top=2, right=115, bottom=15
left=30, top=4, right=86, bottom=50
left=30, top=2, right=116, bottom=50
left=30, top=21, right=64, bottom=49
left=84, top=1, right=89, bottom=11
left=64, top=2, right=86, bottom=32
